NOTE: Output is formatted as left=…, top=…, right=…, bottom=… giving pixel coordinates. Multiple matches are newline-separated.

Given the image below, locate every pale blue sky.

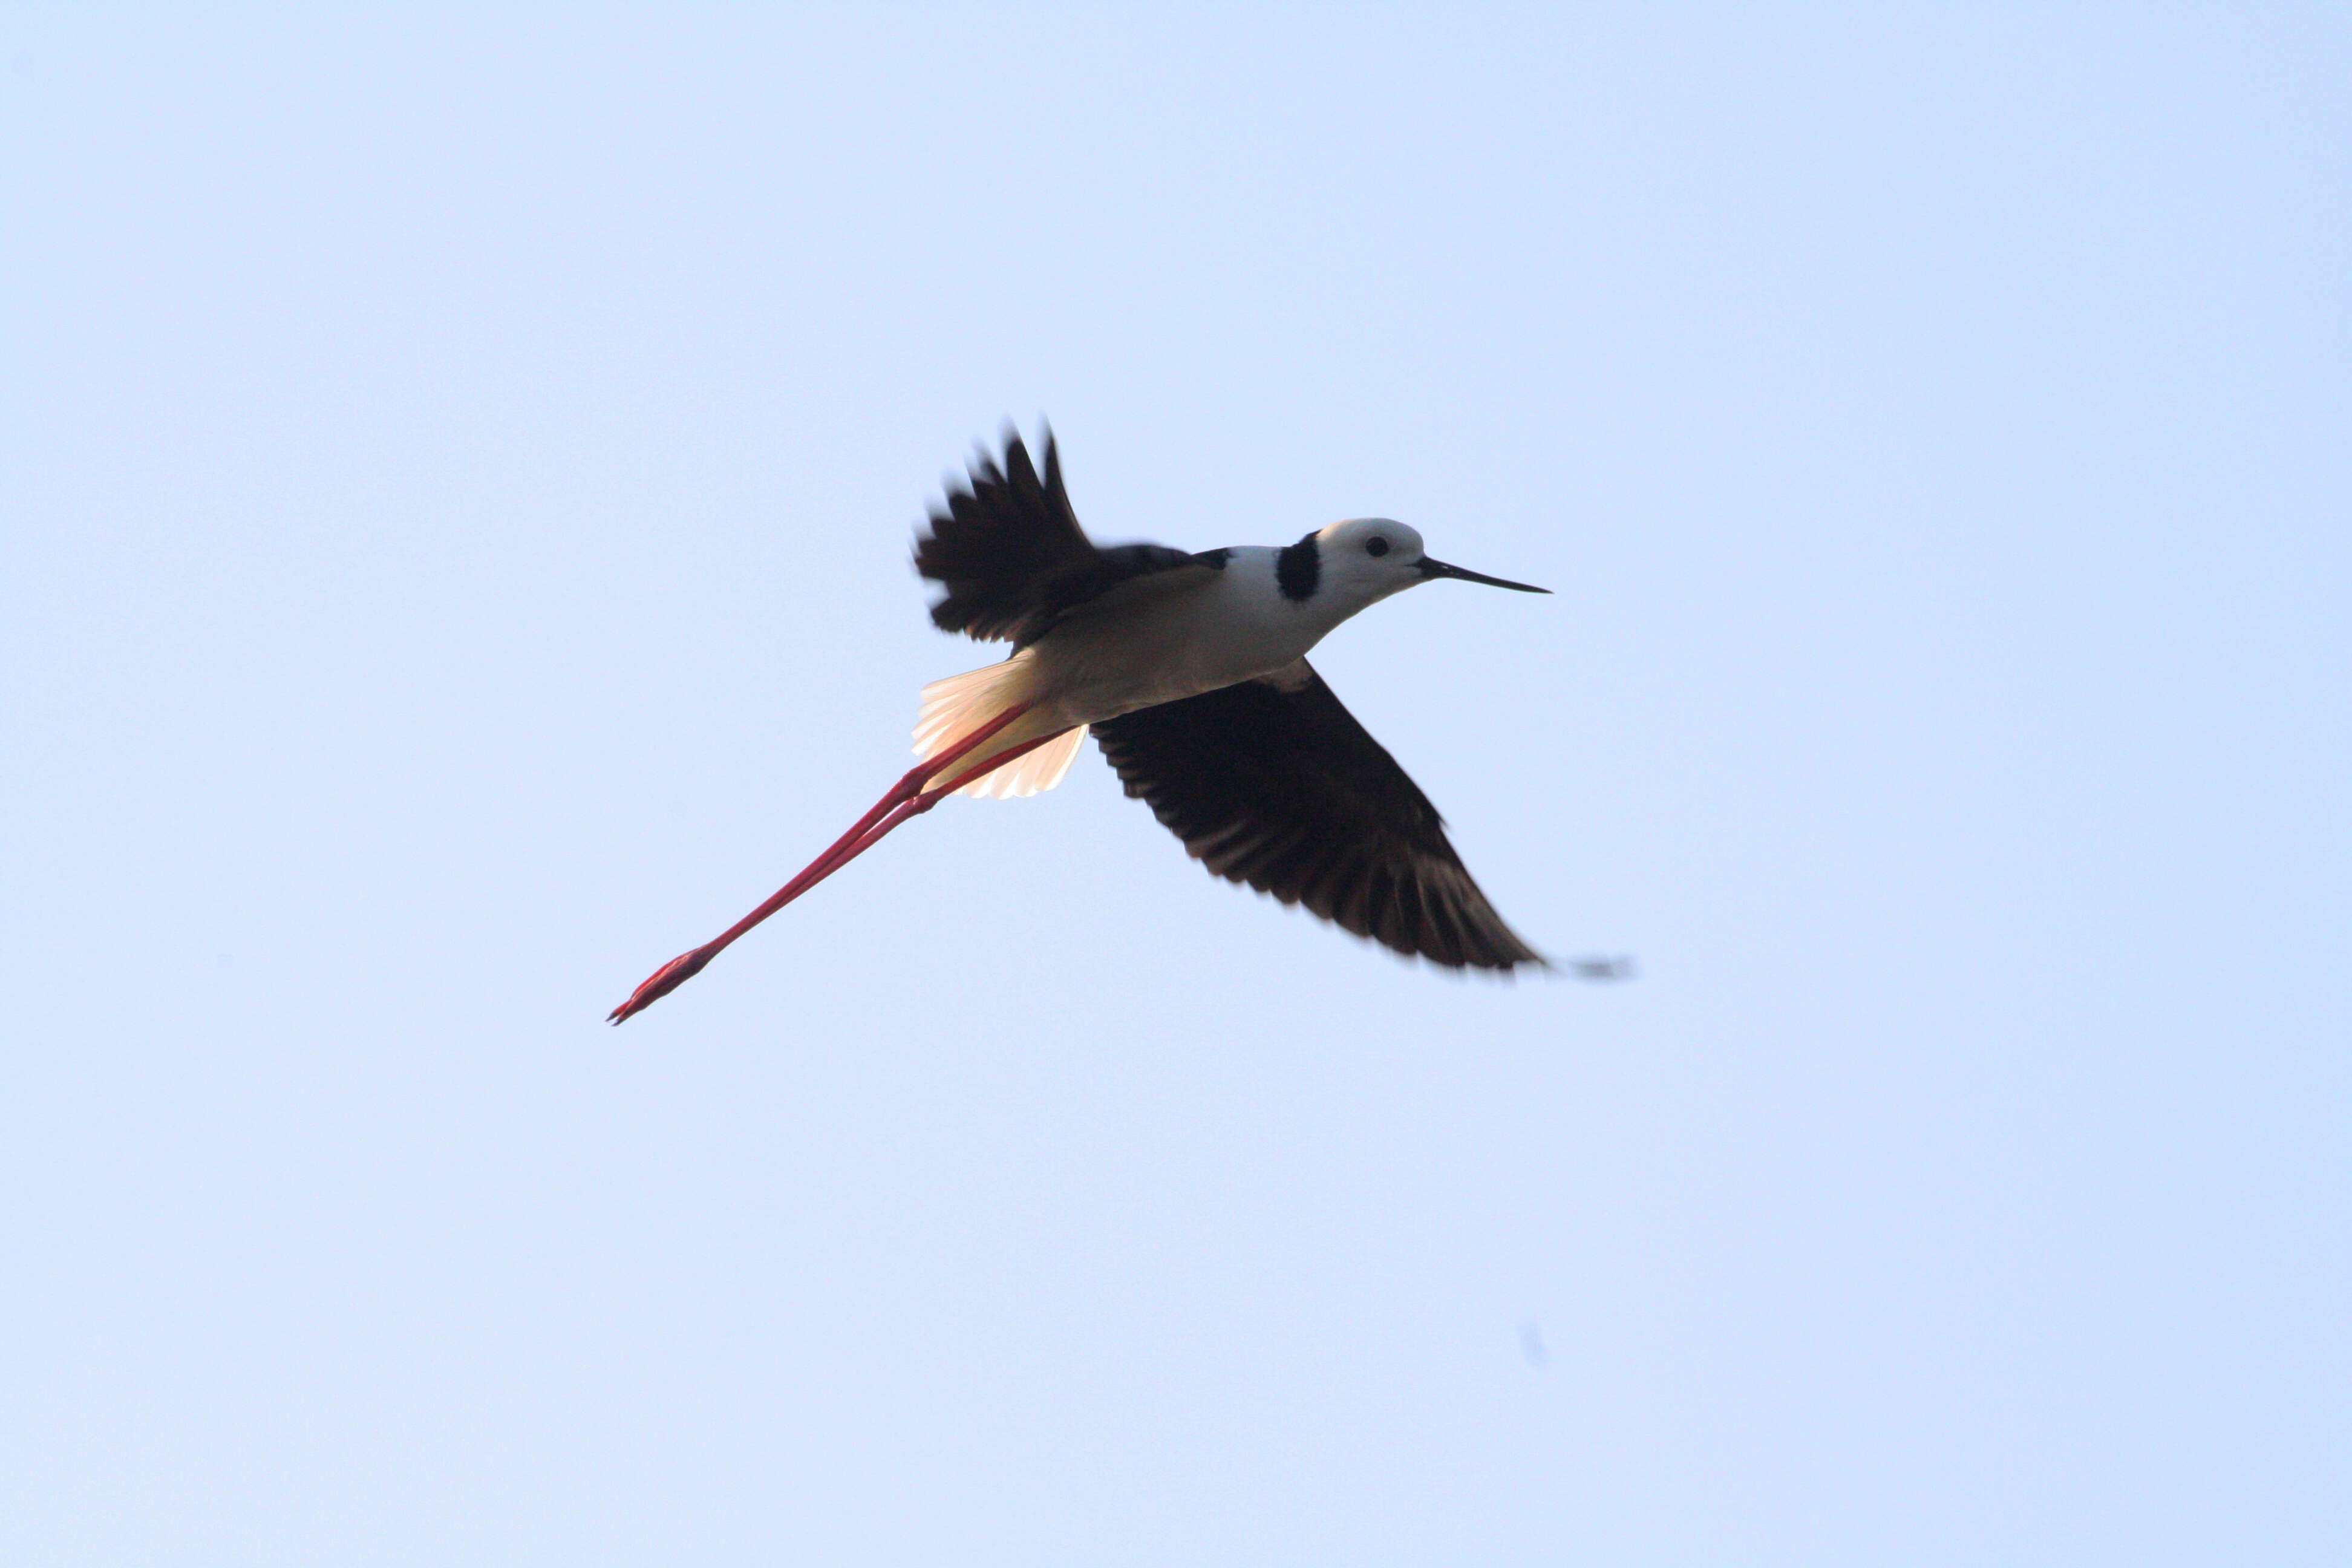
left=4, top=7, right=2347, bottom=1563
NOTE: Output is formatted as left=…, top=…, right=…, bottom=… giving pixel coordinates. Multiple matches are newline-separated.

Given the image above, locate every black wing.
left=1092, top=662, right=1546, bottom=970
left=913, top=428, right=1212, bottom=648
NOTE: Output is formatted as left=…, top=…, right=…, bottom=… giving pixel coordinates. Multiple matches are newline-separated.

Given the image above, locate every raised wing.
left=1092, top=662, right=1546, bottom=970
left=913, top=428, right=1211, bottom=648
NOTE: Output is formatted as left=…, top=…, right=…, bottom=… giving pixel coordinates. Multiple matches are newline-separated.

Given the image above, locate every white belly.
left=1025, top=555, right=1326, bottom=727
left=912, top=547, right=1354, bottom=799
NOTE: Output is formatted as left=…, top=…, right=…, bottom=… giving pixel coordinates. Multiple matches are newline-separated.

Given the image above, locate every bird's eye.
left=1365, top=536, right=1390, bottom=557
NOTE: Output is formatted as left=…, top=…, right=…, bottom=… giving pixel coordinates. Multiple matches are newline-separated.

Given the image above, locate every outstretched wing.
left=1092, top=661, right=1546, bottom=970
left=913, top=428, right=1214, bottom=648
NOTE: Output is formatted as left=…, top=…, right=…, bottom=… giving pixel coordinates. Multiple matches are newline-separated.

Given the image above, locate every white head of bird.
left=1302, top=517, right=1549, bottom=621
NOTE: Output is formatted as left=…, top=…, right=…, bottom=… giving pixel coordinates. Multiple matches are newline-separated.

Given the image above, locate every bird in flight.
left=611, top=427, right=1585, bottom=1022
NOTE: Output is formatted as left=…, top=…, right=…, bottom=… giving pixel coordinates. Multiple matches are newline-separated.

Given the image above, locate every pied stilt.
left=612, top=427, right=1597, bottom=1022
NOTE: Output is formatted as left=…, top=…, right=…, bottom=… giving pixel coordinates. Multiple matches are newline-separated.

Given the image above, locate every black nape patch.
left=1276, top=531, right=1321, bottom=601
left=1193, top=547, right=1233, bottom=569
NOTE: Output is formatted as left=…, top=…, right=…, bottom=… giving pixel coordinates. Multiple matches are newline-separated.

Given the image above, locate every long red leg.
left=609, top=705, right=1068, bottom=1024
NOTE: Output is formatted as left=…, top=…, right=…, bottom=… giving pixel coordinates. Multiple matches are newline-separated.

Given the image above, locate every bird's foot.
left=609, top=946, right=714, bottom=1024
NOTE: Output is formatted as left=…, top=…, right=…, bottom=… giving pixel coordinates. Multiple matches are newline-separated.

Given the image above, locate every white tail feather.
left=969, top=722, right=1086, bottom=798
left=913, top=659, right=1086, bottom=799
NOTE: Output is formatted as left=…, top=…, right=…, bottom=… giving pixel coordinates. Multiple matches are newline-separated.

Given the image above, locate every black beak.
left=1417, top=556, right=1550, bottom=593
